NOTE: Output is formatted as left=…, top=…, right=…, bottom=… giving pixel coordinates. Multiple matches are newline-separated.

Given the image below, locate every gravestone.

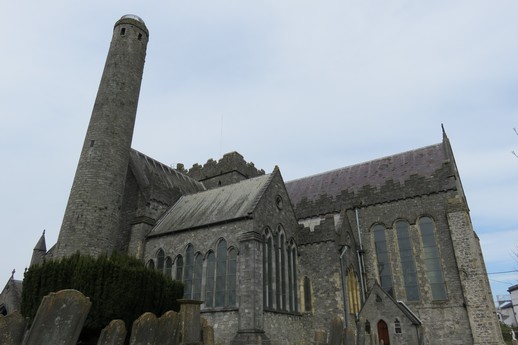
left=328, top=316, right=343, bottom=345
left=0, top=310, right=26, bottom=345
left=155, top=311, right=181, bottom=345
left=129, top=312, right=158, bottom=345
left=23, top=289, right=91, bottom=345
left=314, top=330, right=327, bottom=345
left=97, top=319, right=126, bottom=345
left=179, top=299, right=203, bottom=345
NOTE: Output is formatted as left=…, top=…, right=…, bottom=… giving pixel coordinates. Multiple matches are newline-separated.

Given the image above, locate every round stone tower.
left=54, top=15, right=149, bottom=258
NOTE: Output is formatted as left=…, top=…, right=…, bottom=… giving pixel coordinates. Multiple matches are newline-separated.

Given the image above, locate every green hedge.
left=21, top=252, right=183, bottom=333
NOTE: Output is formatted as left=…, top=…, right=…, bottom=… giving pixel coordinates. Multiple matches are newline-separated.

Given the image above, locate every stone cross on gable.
left=11, top=269, right=15, bottom=279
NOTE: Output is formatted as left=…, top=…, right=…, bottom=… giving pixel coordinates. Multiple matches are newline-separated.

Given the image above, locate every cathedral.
left=0, top=15, right=504, bottom=345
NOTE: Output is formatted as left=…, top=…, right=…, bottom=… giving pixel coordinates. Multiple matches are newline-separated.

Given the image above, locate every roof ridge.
left=287, top=142, right=443, bottom=184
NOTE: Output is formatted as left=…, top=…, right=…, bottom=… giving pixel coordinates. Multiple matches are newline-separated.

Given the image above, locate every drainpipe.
left=355, top=208, right=366, bottom=302
left=340, top=246, right=348, bottom=327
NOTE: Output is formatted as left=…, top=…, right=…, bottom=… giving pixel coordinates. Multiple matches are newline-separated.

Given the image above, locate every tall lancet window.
left=396, top=221, right=419, bottom=301
left=373, top=224, right=393, bottom=296
left=419, top=217, right=447, bottom=300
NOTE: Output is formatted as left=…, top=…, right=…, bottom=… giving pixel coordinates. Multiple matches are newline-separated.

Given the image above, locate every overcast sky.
left=1, top=1, right=517, bottom=301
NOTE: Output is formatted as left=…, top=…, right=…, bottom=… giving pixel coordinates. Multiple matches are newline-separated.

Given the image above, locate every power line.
left=487, top=270, right=517, bottom=275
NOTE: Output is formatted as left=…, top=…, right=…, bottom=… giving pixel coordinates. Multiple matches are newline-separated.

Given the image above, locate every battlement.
left=182, top=151, right=265, bottom=189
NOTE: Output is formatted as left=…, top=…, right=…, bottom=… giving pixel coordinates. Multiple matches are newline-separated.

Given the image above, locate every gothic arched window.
left=146, top=259, right=155, bottom=270
left=346, top=268, right=361, bottom=315
left=205, top=252, right=215, bottom=308
left=396, top=220, right=419, bottom=301
left=184, top=245, right=194, bottom=299
left=157, top=249, right=165, bottom=271
left=279, top=231, right=287, bottom=311
left=373, top=224, right=393, bottom=296
left=263, top=232, right=274, bottom=309
left=215, top=239, right=228, bottom=307
left=175, top=255, right=183, bottom=281
left=419, top=217, right=447, bottom=300
left=165, top=256, right=173, bottom=277
left=193, top=253, right=203, bottom=301
left=287, top=242, right=298, bottom=312
left=227, top=248, right=237, bottom=307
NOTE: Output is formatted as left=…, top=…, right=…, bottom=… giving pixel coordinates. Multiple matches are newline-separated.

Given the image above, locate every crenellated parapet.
left=184, top=151, right=265, bottom=189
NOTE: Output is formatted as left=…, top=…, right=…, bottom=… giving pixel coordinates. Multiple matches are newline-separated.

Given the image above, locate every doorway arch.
left=377, top=319, right=390, bottom=345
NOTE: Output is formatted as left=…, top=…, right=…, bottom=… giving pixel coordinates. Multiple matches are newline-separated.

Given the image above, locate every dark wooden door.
left=377, top=320, right=390, bottom=345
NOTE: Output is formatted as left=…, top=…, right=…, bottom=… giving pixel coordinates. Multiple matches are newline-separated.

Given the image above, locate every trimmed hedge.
left=21, top=252, right=183, bottom=333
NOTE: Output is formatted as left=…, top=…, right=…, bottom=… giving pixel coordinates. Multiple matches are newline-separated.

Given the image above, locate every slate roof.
left=148, top=173, right=274, bottom=236
left=129, top=149, right=205, bottom=199
left=286, top=143, right=448, bottom=207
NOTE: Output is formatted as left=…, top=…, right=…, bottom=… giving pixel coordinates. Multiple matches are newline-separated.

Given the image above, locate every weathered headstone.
left=314, top=329, right=327, bottom=345
left=328, top=316, right=343, bottom=345
left=155, top=311, right=181, bottom=345
left=179, top=299, right=203, bottom=345
left=0, top=310, right=26, bottom=345
left=129, top=312, right=158, bottom=345
left=97, top=319, right=126, bottom=345
left=23, top=289, right=91, bottom=345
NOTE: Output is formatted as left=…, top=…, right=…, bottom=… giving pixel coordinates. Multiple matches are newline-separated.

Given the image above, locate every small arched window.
left=164, top=256, right=173, bottom=277
left=146, top=259, right=155, bottom=269
left=175, top=255, right=183, bottom=281
left=365, top=320, right=371, bottom=334
left=394, top=318, right=402, bottom=334
left=396, top=220, right=419, bottom=301
left=157, top=249, right=165, bottom=271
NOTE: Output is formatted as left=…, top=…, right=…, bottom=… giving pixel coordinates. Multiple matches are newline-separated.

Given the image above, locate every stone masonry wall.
left=347, top=191, right=474, bottom=345
left=447, top=198, right=504, bottom=345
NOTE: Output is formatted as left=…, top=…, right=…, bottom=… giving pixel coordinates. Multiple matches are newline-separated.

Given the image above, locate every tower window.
left=120, top=27, right=126, bottom=36
left=138, top=33, right=142, bottom=41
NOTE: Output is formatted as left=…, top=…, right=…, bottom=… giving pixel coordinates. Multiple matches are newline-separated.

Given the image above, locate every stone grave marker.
left=155, top=311, right=181, bottom=345
left=97, top=319, right=126, bottom=345
left=129, top=312, right=158, bottom=345
left=23, top=289, right=91, bottom=345
left=0, top=310, right=26, bottom=345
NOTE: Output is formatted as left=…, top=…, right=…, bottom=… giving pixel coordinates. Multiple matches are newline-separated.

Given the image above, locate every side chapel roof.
left=129, top=149, right=206, bottom=200
left=148, top=172, right=274, bottom=236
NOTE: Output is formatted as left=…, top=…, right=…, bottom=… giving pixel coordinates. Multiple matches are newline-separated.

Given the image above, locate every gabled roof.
left=286, top=142, right=455, bottom=217
left=360, top=283, right=422, bottom=326
left=287, top=143, right=447, bottom=206
left=129, top=149, right=205, bottom=200
left=148, top=173, right=274, bottom=236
